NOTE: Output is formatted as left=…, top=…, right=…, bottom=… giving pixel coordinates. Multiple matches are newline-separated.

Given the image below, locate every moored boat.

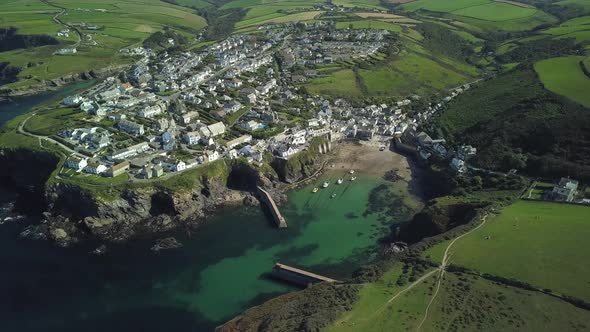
left=349, top=169, right=355, bottom=174
left=312, top=187, right=319, bottom=193
left=350, top=176, right=356, bottom=181
left=322, top=182, right=329, bottom=188
left=337, top=178, right=343, bottom=184
left=331, top=193, right=336, bottom=198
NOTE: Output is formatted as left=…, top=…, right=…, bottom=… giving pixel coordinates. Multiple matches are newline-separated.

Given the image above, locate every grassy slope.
left=0, top=0, right=206, bottom=89
left=401, top=0, right=557, bottom=32
left=534, top=56, right=590, bottom=107
left=329, top=263, right=590, bottom=331
left=424, top=200, right=590, bottom=301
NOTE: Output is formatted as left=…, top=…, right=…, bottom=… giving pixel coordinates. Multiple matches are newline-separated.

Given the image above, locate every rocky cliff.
left=0, top=148, right=287, bottom=247
left=271, top=137, right=329, bottom=183
left=0, top=64, right=128, bottom=101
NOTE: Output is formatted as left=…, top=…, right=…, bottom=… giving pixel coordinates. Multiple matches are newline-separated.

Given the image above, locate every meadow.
left=541, top=15, right=590, bottom=45
left=335, top=20, right=403, bottom=32
left=327, top=256, right=590, bottom=331
left=423, top=200, right=590, bottom=300
left=305, top=69, right=363, bottom=98
left=535, top=56, right=590, bottom=107
left=358, top=52, right=469, bottom=96
left=0, top=0, right=206, bottom=90
left=400, top=0, right=557, bottom=32
left=331, top=0, right=388, bottom=11
left=236, top=10, right=321, bottom=28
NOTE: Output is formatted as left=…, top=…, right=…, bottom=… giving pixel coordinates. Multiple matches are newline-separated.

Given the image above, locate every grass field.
left=359, top=52, right=469, bottom=96
left=305, top=69, right=363, bottom=98
left=401, top=0, right=557, bottom=32
left=328, top=260, right=590, bottom=331
left=535, top=56, right=590, bottom=108
left=236, top=10, right=321, bottom=28
left=541, top=16, right=590, bottom=44
left=23, top=107, right=87, bottom=136
left=332, top=0, right=388, bottom=10
left=0, top=0, right=206, bottom=90
left=335, top=20, right=403, bottom=32
left=423, top=200, right=590, bottom=300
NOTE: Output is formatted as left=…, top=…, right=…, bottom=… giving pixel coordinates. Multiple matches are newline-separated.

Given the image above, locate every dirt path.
left=416, top=215, right=489, bottom=331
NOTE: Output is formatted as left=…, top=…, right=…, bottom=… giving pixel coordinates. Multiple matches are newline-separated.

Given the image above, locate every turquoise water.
left=0, top=84, right=421, bottom=331
left=0, top=81, right=95, bottom=126
left=0, top=171, right=419, bottom=331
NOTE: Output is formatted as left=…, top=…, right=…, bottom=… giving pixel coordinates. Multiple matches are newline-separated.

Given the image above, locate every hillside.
left=430, top=67, right=590, bottom=181
left=0, top=0, right=207, bottom=93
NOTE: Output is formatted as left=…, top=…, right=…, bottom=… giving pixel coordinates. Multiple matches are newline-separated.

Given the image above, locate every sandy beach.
left=329, top=139, right=413, bottom=180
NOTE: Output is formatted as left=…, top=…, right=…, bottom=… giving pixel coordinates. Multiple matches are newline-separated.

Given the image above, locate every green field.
left=359, top=52, right=469, bottom=96
left=424, top=200, right=590, bottom=300
left=331, top=0, right=388, bottom=10
left=401, top=0, right=557, bottom=32
left=236, top=10, right=321, bottom=28
left=24, top=107, right=87, bottom=136
left=534, top=56, right=590, bottom=108
left=0, top=0, right=206, bottom=90
left=541, top=16, right=590, bottom=44
left=335, top=20, right=403, bottom=32
left=305, top=69, right=363, bottom=98
left=328, top=266, right=590, bottom=332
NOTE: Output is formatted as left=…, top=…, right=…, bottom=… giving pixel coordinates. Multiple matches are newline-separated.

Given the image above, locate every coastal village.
left=51, top=22, right=585, bottom=204
left=54, top=23, right=473, bottom=183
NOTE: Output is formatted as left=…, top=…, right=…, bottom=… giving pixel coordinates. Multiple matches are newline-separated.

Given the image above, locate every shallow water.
left=0, top=85, right=420, bottom=331
left=0, top=170, right=419, bottom=331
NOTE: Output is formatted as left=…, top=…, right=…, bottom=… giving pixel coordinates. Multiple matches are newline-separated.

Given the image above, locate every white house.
left=204, top=149, right=220, bottom=162
left=183, top=131, right=201, bottom=145
left=63, top=95, right=84, bottom=106
left=65, top=156, right=87, bottom=171
left=160, top=157, right=186, bottom=172
left=84, top=160, right=108, bottom=174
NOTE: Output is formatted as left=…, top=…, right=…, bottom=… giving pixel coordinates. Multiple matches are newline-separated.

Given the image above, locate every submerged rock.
left=151, top=237, right=183, bottom=252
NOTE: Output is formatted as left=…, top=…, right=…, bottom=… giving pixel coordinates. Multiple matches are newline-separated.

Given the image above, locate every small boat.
left=331, top=193, right=337, bottom=198
left=351, top=176, right=357, bottom=181
left=337, top=178, right=343, bottom=184
left=349, top=169, right=355, bottom=174
left=322, top=182, right=329, bottom=188
left=312, top=187, right=319, bottom=193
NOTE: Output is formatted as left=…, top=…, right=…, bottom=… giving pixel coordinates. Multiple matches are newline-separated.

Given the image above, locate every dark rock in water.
left=91, top=245, right=107, bottom=255
left=345, top=212, right=359, bottom=219
left=384, top=169, right=401, bottom=182
left=151, top=237, right=183, bottom=252
left=243, top=194, right=259, bottom=207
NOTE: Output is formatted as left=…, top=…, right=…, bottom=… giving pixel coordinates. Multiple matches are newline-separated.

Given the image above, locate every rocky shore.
left=0, top=64, right=128, bottom=102
left=0, top=145, right=324, bottom=248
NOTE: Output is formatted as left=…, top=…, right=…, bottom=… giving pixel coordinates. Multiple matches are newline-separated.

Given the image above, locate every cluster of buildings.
left=279, top=23, right=388, bottom=67
left=57, top=25, right=470, bottom=183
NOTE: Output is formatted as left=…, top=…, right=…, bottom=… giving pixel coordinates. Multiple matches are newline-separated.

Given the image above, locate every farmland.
left=0, top=0, right=206, bottom=90
left=305, top=69, right=363, bottom=98
left=400, top=0, right=557, bottom=32
left=358, top=53, right=469, bottom=96
left=423, top=200, right=590, bottom=301
left=328, top=266, right=590, bottom=331
left=535, top=56, right=590, bottom=107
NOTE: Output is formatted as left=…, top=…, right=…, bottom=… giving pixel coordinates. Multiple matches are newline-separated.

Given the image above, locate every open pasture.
left=423, top=200, right=590, bottom=300
left=236, top=10, right=321, bottom=28
left=535, top=56, right=590, bottom=107
left=335, top=20, right=403, bottom=32
left=401, top=0, right=557, bottom=31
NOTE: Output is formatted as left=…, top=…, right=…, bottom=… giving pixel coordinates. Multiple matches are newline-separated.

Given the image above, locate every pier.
left=257, top=186, right=287, bottom=228
left=271, top=263, right=339, bottom=287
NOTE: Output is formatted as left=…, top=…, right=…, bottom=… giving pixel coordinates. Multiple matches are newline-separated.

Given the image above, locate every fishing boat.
left=351, top=176, right=357, bottom=181
left=337, top=178, right=343, bottom=184
left=312, top=187, right=319, bottom=193
left=331, top=193, right=337, bottom=198
left=322, top=182, right=329, bottom=188
left=349, top=169, right=355, bottom=174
